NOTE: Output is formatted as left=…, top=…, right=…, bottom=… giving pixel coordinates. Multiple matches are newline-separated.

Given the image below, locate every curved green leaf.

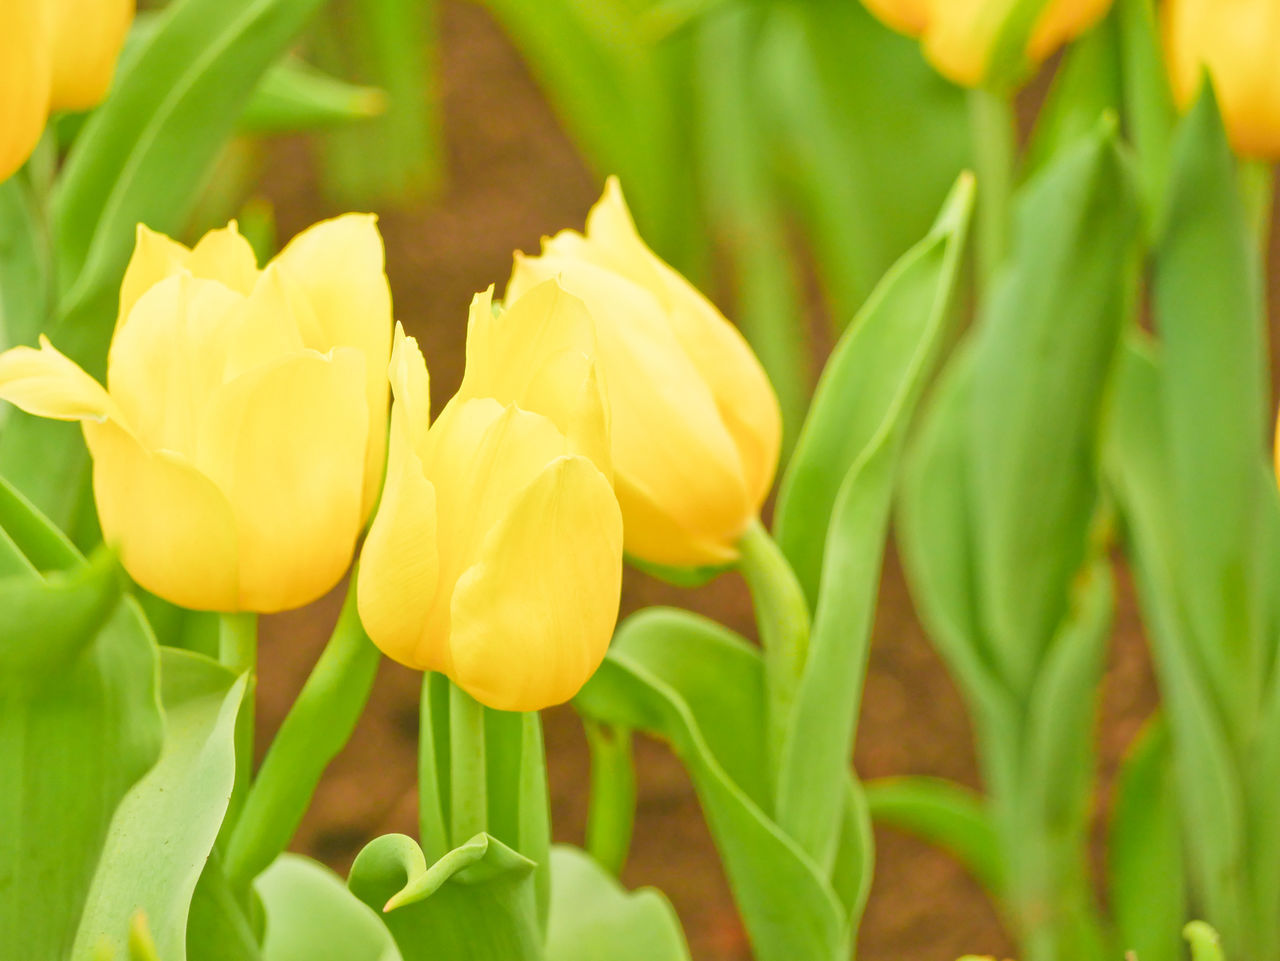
left=545, top=845, right=690, bottom=961
left=73, top=649, right=246, bottom=961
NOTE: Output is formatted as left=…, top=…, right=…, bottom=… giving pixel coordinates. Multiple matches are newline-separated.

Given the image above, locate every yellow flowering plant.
left=3, top=1, right=1280, bottom=960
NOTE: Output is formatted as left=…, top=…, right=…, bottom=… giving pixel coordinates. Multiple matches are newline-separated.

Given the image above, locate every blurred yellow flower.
left=0, top=0, right=134, bottom=181
left=357, top=281, right=623, bottom=711
left=508, top=178, right=781, bottom=569
left=0, top=216, right=393, bottom=612
left=1165, top=0, right=1280, bottom=158
left=862, top=0, right=1113, bottom=87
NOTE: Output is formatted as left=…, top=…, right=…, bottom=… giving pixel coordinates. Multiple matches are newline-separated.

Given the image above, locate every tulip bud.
left=507, top=178, right=781, bottom=569
left=1165, top=0, right=1280, bottom=159
left=357, top=281, right=623, bottom=712
left=862, top=0, right=1113, bottom=88
left=0, top=216, right=393, bottom=613
left=0, top=0, right=134, bottom=181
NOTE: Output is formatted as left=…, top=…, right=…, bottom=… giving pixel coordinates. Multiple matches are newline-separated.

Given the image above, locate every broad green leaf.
left=968, top=120, right=1139, bottom=694
left=241, top=57, right=386, bottom=134
left=312, top=0, right=440, bottom=204
left=347, top=833, right=542, bottom=961
left=256, top=854, right=401, bottom=961
left=73, top=649, right=246, bottom=961
left=575, top=608, right=850, bottom=961
left=773, top=175, right=972, bottom=869
left=759, top=2, right=971, bottom=323
left=864, top=777, right=1004, bottom=897
left=1106, top=339, right=1250, bottom=948
left=186, top=852, right=262, bottom=961
left=0, top=472, right=80, bottom=573
left=0, top=170, right=51, bottom=353
left=1108, top=717, right=1185, bottom=961
left=225, top=585, right=381, bottom=892
left=545, top=845, right=690, bottom=961
left=1152, top=85, right=1269, bottom=740
left=0, top=557, right=163, bottom=960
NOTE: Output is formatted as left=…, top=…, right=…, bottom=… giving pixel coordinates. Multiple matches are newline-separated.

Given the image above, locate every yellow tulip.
left=0, top=0, right=134, bottom=181
left=862, top=0, right=1114, bottom=87
left=1165, top=0, right=1280, bottom=158
left=357, top=280, right=623, bottom=711
left=507, top=178, right=781, bottom=569
left=0, top=216, right=393, bottom=612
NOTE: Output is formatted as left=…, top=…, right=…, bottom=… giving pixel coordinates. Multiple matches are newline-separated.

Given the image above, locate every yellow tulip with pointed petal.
left=862, top=0, right=1113, bottom=87
left=357, top=280, right=623, bottom=712
left=507, top=178, right=781, bottom=569
left=1, top=0, right=134, bottom=181
left=0, top=215, right=393, bottom=612
left=1165, top=0, right=1280, bottom=159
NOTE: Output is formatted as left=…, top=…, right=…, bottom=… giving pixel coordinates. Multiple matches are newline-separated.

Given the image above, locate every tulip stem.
left=738, top=518, right=811, bottom=786
left=219, top=612, right=258, bottom=828
left=584, top=719, right=636, bottom=875
left=449, top=682, right=488, bottom=843
left=223, top=580, right=381, bottom=892
left=968, top=85, right=1017, bottom=297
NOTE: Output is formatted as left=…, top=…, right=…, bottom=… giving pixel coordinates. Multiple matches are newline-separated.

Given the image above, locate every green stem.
left=219, top=612, right=258, bottom=828
left=223, top=579, right=381, bottom=890
left=584, top=720, right=635, bottom=875
left=738, top=517, right=811, bottom=784
left=449, top=681, right=488, bottom=843
left=968, top=85, right=1018, bottom=298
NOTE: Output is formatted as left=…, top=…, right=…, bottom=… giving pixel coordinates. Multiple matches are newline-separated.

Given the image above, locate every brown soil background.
left=246, top=4, right=1277, bottom=958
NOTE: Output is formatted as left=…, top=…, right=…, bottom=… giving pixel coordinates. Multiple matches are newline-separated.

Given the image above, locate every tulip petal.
left=0, top=336, right=119, bottom=422
left=862, top=0, right=930, bottom=34
left=461, top=282, right=610, bottom=474
left=357, top=402, right=440, bottom=671
left=449, top=455, right=622, bottom=711
left=118, top=225, right=192, bottom=329
left=389, top=322, right=431, bottom=446
left=186, top=221, right=260, bottom=296
left=0, top=3, right=52, bottom=183
left=47, top=0, right=133, bottom=111
left=108, top=274, right=247, bottom=456
left=84, top=420, right=239, bottom=611
left=197, top=348, right=369, bottom=613
left=271, top=214, right=393, bottom=515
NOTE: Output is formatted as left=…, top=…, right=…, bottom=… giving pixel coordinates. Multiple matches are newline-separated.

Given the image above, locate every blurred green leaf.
left=0, top=554, right=163, bottom=960
left=0, top=170, right=52, bottom=353
left=73, top=649, right=246, bottom=961
left=0, top=472, right=81, bottom=573
left=1152, top=85, right=1269, bottom=739
left=772, top=175, right=973, bottom=870
left=241, top=57, right=386, bottom=134
left=1108, top=716, right=1186, bottom=961
left=256, top=854, right=402, bottom=961
left=347, top=833, right=542, bottom=961
left=968, top=119, right=1139, bottom=695
left=575, top=608, right=852, bottom=961
left=1116, top=0, right=1177, bottom=213
left=545, top=845, right=690, bottom=961
left=865, top=776, right=1004, bottom=896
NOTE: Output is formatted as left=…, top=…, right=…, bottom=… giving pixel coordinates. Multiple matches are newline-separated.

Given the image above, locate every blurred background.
left=211, top=1, right=1272, bottom=957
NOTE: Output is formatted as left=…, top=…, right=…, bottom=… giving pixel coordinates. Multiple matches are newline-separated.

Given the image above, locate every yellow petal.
left=47, top=0, right=133, bottom=111
left=84, top=419, right=239, bottom=611
left=0, top=335, right=119, bottom=422
left=449, top=455, right=622, bottom=711
left=270, top=214, right=393, bottom=515
left=357, top=402, right=440, bottom=671
left=389, top=322, right=431, bottom=448
left=1028, top=0, right=1113, bottom=64
left=197, top=348, right=369, bottom=613
left=0, top=3, right=52, bottom=183
left=119, top=225, right=192, bottom=331
left=186, top=221, right=260, bottom=295
left=460, top=281, right=610, bottom=474
left=862, top=0, right=930, bottom=34
left=108, top=274, right=247, bottom=456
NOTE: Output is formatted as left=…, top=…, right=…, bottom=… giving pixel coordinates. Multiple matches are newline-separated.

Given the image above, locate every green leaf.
left=1108, top=717, right=1186, bottom=961
left=186, top=853, right=262, bottom=961
left=1152, top=84, right=1269, bottom=739
left=967, top=119, right=1139, bottom=694
left=575, top=608, right=850, bottom=961
left=0, top=558, right=163, bottom=960
left=545, top=845, right=690, bottom=961
left=1185, top=922, right=1227, bottom=961
left=1116, top=0, right=1177, bottom=212
left=864, top=777, right=1004, bottom=897
left=256, top=854, right=401, bottom=961
left=240, top=57, right=386, bottom=134
left=0, top=471, right=81, bottom=573
left=773, top=175, right=973, bottom=870
left=0, top=170, right=52, bottom=352
left=73, top=649, right=247, bottom=961
left=347, top=833, right=542, bottom=961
